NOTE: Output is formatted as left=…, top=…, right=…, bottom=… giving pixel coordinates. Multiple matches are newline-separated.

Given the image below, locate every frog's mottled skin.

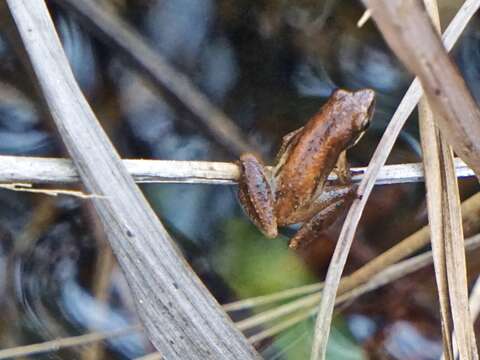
left=238, top=88, right=375, bottom=249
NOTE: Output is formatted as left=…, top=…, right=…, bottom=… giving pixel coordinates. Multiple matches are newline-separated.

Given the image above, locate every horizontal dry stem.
left=0, top=156, right=474, bottom=186
left=0, top=326, right=141, bottom=359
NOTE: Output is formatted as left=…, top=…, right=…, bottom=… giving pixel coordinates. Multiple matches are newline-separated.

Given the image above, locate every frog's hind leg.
left=288, top=185, right=356, bottom=249
left=282, top=184, right=353, bottom=225
left=238, top=153, right=278, bottom=238
left=333, top=150, right=351, bottom=184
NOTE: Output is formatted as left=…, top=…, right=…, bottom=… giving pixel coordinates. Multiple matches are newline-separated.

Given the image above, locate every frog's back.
left=274, top=90, right=362, bottom=224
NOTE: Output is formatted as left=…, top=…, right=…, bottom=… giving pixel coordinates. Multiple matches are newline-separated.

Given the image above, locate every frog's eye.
left=354, top=109, right=372, bottom=133
left=362, top=115, right=371, bottom=131
left=358, top=96, right=375, bottom=131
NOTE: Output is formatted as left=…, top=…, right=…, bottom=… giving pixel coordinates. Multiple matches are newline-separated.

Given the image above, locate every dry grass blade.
left=418, top=97, right=455, bottom=358
left=446, top=276, right=480, bottom=360
left=223, top=282, right=323, bottom=312
left=6, top=1, right=258, bottom=358
left=0, top=155, right=474, bottom=185
left=418, top=1, right=454, bottom=357
left=0, top=326, right=141, bottom=359
left=363, top=0, right=480, bottom=177
left=247, top=307, right=317, bottom=344
left=309, top=1, right=480, bottom=358
left=356, top=9, right=371, bottom=28
left=441, top=143, right=478, bottom=359
left=235, top=292, right=321, bottom=332
left=0, top=183, right=102, bottom=198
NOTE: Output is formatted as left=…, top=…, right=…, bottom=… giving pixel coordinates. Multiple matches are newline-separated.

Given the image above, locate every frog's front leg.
left=333, top=151, right=351, bottom=184
left=275, top=127, right=304, bottom=161
left=288, top=185, right=357, bottom=249
left=238, top=153, right=278, bottom=238
left=273, top=127, right=304, bottom=175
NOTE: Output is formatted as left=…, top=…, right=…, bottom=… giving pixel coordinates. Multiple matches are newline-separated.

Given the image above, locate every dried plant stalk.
left=0, top=155, right=474, bottom=185
left=0, top=326, right=141, bottom=359
left=418, top=1, right=454, bottom=357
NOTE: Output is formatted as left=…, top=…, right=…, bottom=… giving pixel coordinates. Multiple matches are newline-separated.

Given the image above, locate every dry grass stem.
left=223, top=283, right=323, bottom=312
left=356, top=9, right=371, bottom=27
left=0, top=326, right=141, bottom=359
left=235, top=292, right=321, bottom=332
left=247, top=307, right=318, bottom=344
left=0, top=183, right=102, bottom=198
left=0, top=155, right=474, bottom=186
left=418, top=102, right=455, bottom=359
left=310, top=1, right=480, bottom=358
left=418, top=1, right=454, bottom=357
left=446, top=276, right=480, bottom=359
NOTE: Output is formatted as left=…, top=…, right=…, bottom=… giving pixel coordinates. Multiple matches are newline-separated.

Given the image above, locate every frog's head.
left=352, top=88, right=376, bottom=132
left=332, top=88, right=375, bottom=148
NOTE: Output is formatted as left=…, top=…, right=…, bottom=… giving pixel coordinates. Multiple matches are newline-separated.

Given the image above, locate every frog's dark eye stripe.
left=367, top=98, right=376, bottom=122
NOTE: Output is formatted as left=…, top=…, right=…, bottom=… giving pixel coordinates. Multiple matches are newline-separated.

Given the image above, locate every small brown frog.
left=238, top=88, right=375, bottom=249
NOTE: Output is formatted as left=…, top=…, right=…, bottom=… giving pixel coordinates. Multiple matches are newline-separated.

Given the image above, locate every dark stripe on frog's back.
left=273, top=102, right=355, bottom=224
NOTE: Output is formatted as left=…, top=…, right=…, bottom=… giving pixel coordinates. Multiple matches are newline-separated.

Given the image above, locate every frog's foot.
left=333, top=151, right=352, bottom=184
left=288, top=187, right=356, bottom=249
left=238, top=153, right=278, bottom=238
